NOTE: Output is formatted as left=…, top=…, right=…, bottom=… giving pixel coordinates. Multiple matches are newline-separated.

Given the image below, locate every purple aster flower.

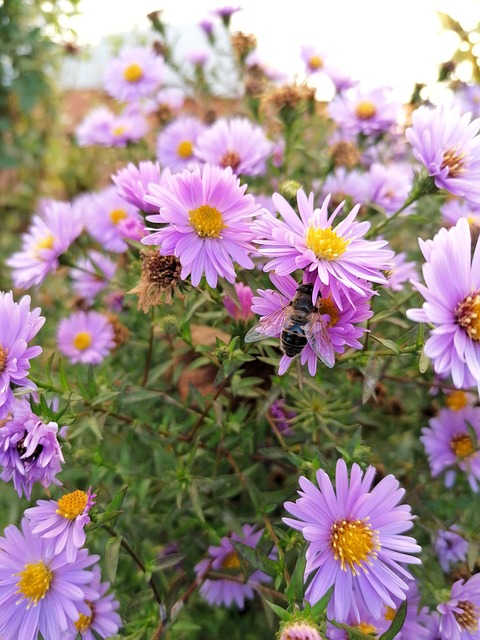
left=6, top=200, right=82, bottom=289
left=249, top=273, right=372, bottom=376
left=300, top=45, right=328, bottom=75
left=437, top=574, right=480, bottom=640
left=0, top=399, right=66, bottom=498
left=269, top=398, right=296, bottom=436
left=145, top=86, right=185, bottom=116
left=143, top=164, right=261, bottom=288
left=253, top=191, right=393, bottom=308
left=328, top=86, right=402, bottom=136
left=279, top=620, right=322, bottom=640
left=435, top=527, right=469, bottom=573
left=70, top=250, right=117, bottom=304
left=186, top=49, right=210, bottom=67
left=441, top=199, right=480, bottom=239
left=407, top=218, right=480, bottom=392
left=321, top=167, right=368, bottom=208
left=0, top=292, right=44, bottom=419
left=0, top=518, right=98, bottom=640
left=421, top=406, right=480, bottom=491
left=283, top=458, right=421, bottom=623
left=405, top=104, right=480, bottom=206
left=63, top=565, right=121, bottom=639
left=195, top=117, right=274, bottom=176
left=211, top=5, right=241, bottom=27
left=81, top=186, right=142, bottom=253
left=194, top=524, right=273, bottom=608
left=57, top=311, right=115, bottom=365
left=384, top=251, right=418, bottom=292
left=25, top=488, right=96, bottom=563
left=112, top=161, right=164, bottom=214
left=456, top=84, right=480, bottom=119
left=223, top=282, right=254, bottom=321
left=156, top=115, right=206, bottom=172
left=324, top=66, right=359, bottom=94
left=76, top=106, right=148, bottom=147
left=104, top=46, right=164, bottom=102
left=365, top=162, right=414, bottom=216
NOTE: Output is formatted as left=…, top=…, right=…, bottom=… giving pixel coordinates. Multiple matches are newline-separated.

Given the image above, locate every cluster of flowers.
left=4, top=2, right=480, bottom=638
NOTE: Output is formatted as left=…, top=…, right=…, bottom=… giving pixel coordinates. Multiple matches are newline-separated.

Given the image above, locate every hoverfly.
left=244, top=283, right=335, bottom=368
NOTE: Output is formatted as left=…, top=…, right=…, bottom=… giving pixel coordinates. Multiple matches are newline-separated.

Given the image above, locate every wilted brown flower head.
left=230, top=31, right=257, bottom=62
left=130, top=250, right=182, bottom=312
left=329, top=140, right=361, bottom=169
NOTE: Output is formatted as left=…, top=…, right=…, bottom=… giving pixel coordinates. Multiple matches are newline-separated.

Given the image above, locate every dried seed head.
left=130, top=250, right=182, bottom=313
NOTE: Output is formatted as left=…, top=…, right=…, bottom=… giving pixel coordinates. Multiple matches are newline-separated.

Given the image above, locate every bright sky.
left=69, top=0, right=480, bottom=99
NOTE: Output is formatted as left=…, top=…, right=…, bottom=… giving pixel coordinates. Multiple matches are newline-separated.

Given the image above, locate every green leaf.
left=229, top=539, right=277, bottom=577
left=419, top=347, right=430, bottom=374
left=88, top=510, right=124, bottom=529
left=285, top=552, right=306, bottom=604
left=265, top=601, right=290, bottom=621
left=106, top=485, right=128, bottom=516
left=309, top=585, right=334, bottom=619
left=329, top=620, right=376, bottom=639
left=379, top=601, right=407, bottom=640
left=468, top=540, right=478, bottom=572
left=105, top=535, right=122, bottom=584
left=370, top=335, right=400, bottom=355
left=58, top=358, right=70, bottom=392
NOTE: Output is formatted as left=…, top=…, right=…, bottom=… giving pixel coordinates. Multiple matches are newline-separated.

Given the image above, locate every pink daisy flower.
left=57, top=311, right=115, bottom=365
left=195, top=117, right=274, bottom=176
left=253, top=190, right=393, bottom=308
left=406, top=103, right=480, bottom=207
left=300, top=45, right=328, bottom=75
left=81, top=186, right=142, bottom=253
left=328, top=86, right=402, bottom=136
left=6, top=201, right=83, bottom=289
left=76, top=106, right=149, bottom=147
left=223, top=282, right=254, bottom=321
left=437, top=574, right=480, bottom=640
left=143, top=164, right=261, bottom=288
left=365, top=162, right=414, bottom=216
left=25, top=488, right=96, bottom=562
left=104, top=46, right=164, bottom=102
left=112, top=161, right=166, bottom=214
left=156, top=115, right=206, bottom=172
left=70, top=250, right=117, bottom=304
left=407, top=217, right=480, bottom=392
left=421, top=406, right=480, bottom=492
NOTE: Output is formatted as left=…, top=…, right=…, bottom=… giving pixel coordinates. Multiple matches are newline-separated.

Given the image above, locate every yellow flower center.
left=356, top=622, right=377, bottom=634
left=305, top=226, right=349, bottom=260
left=110, top=208, right=128, bottom=225
left=220, top=150, right=241, bottom=171
left=309, top=55, right=323, bottom=70
left=75, top=603, right=93, bottom=632
left=34, top=234, right=55, bottom=258
left=189, top=205, right=226, bottom=238
left=177, top=140, right=193, bottom=158
left=450, top=433, right=474, bottom=458
left=454, top=600, right=479, bottom=633
left=446, top=390, right=469, bottom=411
left=112, top=126, right=126, bottom=137
left=442, top=148, right=466, bottom=178
left=456, top=292, right=480, bottom=341
left=330, top=518, right=379, bottom=574
left=16, top=561, right=53, bottom=606
left=221, top=550, right=241, bottom=570
left=56, top=490, right=88, bottom=520
left=0, top=344, right=7, bottom=374
left=123, top=63, right=143, bottom=83
left=73, top=331, right=92, bottom=351
left=384, top=606, right=397, bottom=621
left=318, top=295, right=340, bottom=327
left=355, top=101, right=377, bottom=120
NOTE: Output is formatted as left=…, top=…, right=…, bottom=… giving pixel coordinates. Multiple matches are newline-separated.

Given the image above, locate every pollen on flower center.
left=450, top=433, right=474, bottom=458
left=442, top=147, right=466, bottom=177
left=75, top=603, right=93, bottom=632
left=356, top=622, right=377, bottom=634
left=446, top=390, right=469, bottom=411
left=189, top=205, right=227, bottom=238
left=305, top=226, right=349, bottom=261
left=355, top=101, right=377, bottom=120
left=73, top=331, right=92, bottom=351
left=177, top=140, right=193, bottom=158
left=123, top=63, right=143, bottom=83
left=112, top=126, right=126, bottom=137
left=330, top=518, right=379, bottom=574
left=16, top=561, right=53, bottom=605
left=318, top=295, right=340, bottom=327
left=456, top=292, right=480, bottom=341
left=110, top=208, right=128, bottom=225
left=0, top=344, right=8, bottom=374
left=220, top=150, right=241, bottom=171
left=56, top=490, right=88, bottom=520
left=309, top=55, right=323, bottom=70
left=454, top=600, right=479, bottom=633
left=221, top=550, right=241, bottom=570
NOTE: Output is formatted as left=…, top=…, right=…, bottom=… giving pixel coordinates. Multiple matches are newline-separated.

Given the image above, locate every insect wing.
left=245, top=306, right=288, bottom=343
left=305, top=314, right=335, bottom=368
